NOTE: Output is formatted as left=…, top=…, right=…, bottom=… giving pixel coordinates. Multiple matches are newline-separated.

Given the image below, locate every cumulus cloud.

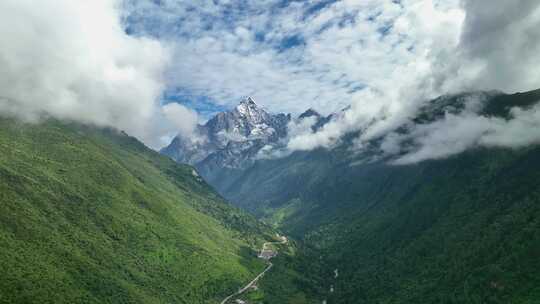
left=122, top=0, right=540, bottom=158
left=280, top=0, right=466, bottom=152
left=123, top=0, right=464, bottom=115
left=12, top=0, right=535, bottom=157
left=282, top=0, right=540, bottom=161
left=127, top=0, right=470, bottom=149
left=390, top=103, right=540, bottom=164
left=377, top=0, right=540, bottom=164
left=481, top=106, right=540, bottom=148
left=123, top=0, right=540, bottom=161
left=256, top=115, right=320, bottom=159
left=285, top=115, right=321, bottom=151
left=457, top=0, right=540, bottom=93
left=162, top=103, right=199, bottom=138
left=0, top=0, right=198, bottom=149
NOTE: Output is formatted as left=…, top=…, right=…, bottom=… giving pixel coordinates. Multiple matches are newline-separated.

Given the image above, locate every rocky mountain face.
left=161, top=97, right=330, bottom=181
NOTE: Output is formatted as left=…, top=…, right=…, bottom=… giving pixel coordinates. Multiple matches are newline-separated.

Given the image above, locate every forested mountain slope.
left=317, top=146, right=540, bottom=303
left=205, top=89, right=540, bottom=303
left=218, top=89, right=540, bottom=222
left=0, top=117, right=274, bottom=304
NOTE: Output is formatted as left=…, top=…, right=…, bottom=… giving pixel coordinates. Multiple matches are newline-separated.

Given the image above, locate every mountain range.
left=161, top=96, right=333, bottom=190
left=0, top=117, right=321, bottom=303
left=162, top=97, right=289, bottom=167
left=2, top=88, right=539, bottom=304
left=162, top=88, right=540, bottom=303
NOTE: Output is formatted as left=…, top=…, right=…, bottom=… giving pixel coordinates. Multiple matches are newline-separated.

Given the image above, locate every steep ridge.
left=317, top=145, right=540, bottom=303
left=217, top=89, right=540, bottom=221
left=166, top=89, right=540, bottom=303
left=0, top=117, right=275, bottom=304
left=161, top=98, right=332, bottom=196
left=161, top=97, right=290, bottom=174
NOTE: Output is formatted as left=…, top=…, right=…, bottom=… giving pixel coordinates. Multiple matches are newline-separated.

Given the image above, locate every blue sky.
left=3, top=0, right=540, bottom=155
left=121, top=0, right=463, bottom=119
left=162, top=87, right=227, bottom=118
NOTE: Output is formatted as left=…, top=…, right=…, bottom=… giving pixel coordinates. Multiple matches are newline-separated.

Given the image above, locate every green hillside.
left=0, top=117, right=275, bottom=304
left=211, top=89, right=540, bottom=303
left=315, top=147, right=540, bottom=303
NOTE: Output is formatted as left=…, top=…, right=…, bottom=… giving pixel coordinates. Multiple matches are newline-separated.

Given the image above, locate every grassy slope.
left=0, top=118, right=273, bottom=304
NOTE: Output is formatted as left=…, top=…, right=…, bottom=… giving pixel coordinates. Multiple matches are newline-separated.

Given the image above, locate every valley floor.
left=221, top=236, right=288, bottom=304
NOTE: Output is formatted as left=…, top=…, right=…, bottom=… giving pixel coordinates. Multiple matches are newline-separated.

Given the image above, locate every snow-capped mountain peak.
left=235, top=96, right=271, bottom=124
left=162, top=97, right=291, bottom=170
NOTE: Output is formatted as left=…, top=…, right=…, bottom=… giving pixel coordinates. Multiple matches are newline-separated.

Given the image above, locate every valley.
left=4, top=1, right=540, bottom=303
left=0, top=118, right=275, bottom=304
left=162, top=89, right=540, bottom=304
left=221, top=235, right=288, bottom=304
left=0, top=117, right=325, bottom=304
left=2, top=92, right=539, bottom=303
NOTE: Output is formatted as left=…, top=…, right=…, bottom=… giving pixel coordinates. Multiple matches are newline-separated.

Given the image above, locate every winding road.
left=220, top=235, right=288, bottom=304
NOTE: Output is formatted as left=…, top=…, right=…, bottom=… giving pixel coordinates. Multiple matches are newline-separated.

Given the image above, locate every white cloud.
left=480, top=105, right=540, bottom=148
left=285, top=116, right=321, bottom=151
left=5, top=0, right=539, bottom=157
left=391, top=103, right=540, bottom=165
left=458, top=0, right=540, bottom=93
left=162, top=103, right=199, bottom=138
left=124, top=0, right=466, bottom=116
left=391, top=113, right=494, bottom=164
left=124, top=0, right=540, bottom=159
left=280, top=0, right=540, bottom=159
left=282, top=0, right=467, bottom=152
left=0, top=0, right=198, bottom=149
left=377, top=0, right=540, bottom=164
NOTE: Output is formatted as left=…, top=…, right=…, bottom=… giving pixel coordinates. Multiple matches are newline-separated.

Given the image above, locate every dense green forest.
left=238, top=241, right=327, bottom=304
left=2, top=89, right=539, bottom=304
left=0, top=118, right=276, bottom=304
left=316, top=147, right=540, bottom=303
left=213, top=89, right=540, bottom=303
